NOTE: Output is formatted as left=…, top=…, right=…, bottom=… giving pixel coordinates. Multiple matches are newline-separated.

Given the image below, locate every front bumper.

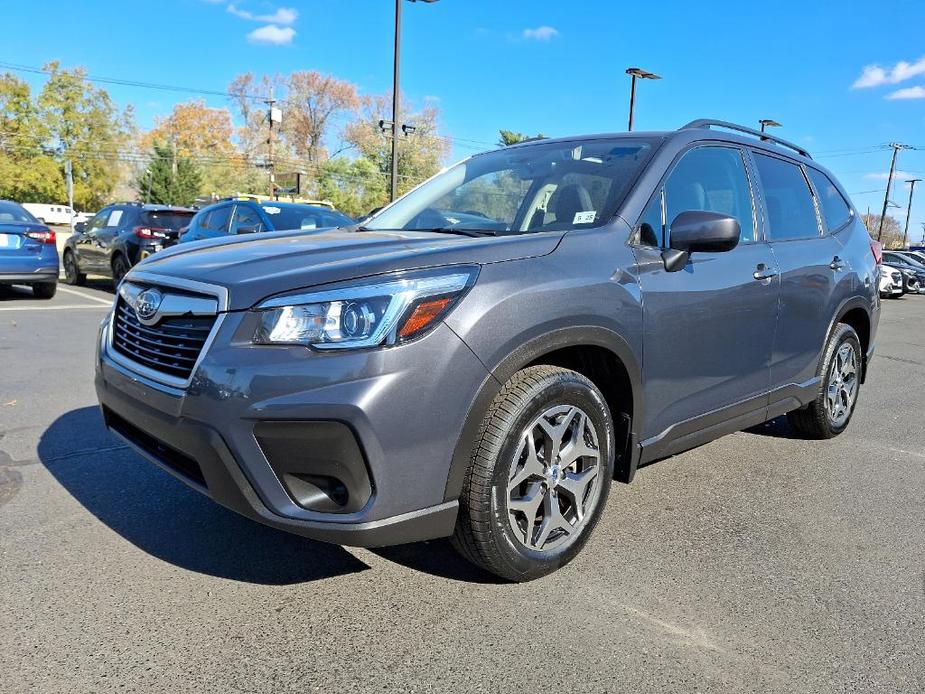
left=95, top=309, right=491, bottom=547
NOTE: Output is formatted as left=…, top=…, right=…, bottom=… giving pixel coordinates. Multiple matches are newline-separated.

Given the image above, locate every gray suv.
left=95, top=120, right=880, bottom=581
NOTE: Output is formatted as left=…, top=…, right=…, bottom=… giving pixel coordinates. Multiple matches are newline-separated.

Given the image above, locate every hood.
left=131, top=228, right=563, bottom=310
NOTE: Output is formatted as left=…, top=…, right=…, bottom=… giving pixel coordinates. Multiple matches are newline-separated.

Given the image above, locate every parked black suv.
left=63, top=203, right=194, bottom=287
left=96, top=120, right=880, bottom=581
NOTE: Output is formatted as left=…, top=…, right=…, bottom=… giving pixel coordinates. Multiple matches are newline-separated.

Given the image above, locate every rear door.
left=751, top=152, right=847, bottom=395
left=196, top=204, right=233, bottom=240
left=633, top=145, right=779, bottom=446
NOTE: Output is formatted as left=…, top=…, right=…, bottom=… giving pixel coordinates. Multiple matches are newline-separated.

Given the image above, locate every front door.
left=633, top=145, right=779, bottom=446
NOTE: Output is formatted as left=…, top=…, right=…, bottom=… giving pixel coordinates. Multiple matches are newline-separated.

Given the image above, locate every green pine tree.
left=135, top=142, right=202, bottom=206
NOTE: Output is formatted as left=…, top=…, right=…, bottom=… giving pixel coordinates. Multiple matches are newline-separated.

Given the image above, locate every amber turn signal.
left=398, top=297, right=452, bottom=339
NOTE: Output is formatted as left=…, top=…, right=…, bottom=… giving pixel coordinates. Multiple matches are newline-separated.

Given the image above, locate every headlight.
left=253, top=267, right=478, bottom=349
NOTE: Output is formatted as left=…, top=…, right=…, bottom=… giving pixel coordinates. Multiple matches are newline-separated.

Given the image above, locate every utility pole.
left=390, top=0, right=403, bottom=202
left=265, top=89, right=279, bottom=200
left=901, top=179, right=922, bottom=249
left=878, top=143, right=911, bottom=241
left=64, top=159, right=73, bottom=224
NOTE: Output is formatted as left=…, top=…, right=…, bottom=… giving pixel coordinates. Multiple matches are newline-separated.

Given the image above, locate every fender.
left=825, top=294, right=875, bottom=382
left=442, top=325, right=644, bottom=503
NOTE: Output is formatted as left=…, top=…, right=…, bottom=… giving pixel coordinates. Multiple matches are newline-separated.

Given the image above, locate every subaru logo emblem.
left=134, top=288, right=163, bottom=323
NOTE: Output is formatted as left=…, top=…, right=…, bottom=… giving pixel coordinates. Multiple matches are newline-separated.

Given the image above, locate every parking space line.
left=56, top=286, right=114, bottom=306
left=0, top=304, right=110, bottom=312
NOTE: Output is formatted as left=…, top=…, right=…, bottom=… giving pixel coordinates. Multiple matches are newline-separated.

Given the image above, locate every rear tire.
left=63, top=250, right=86, bottom=286
left=787, top=323, right=862, bottom=439
left=32, top=282, right=57, bottom=300
left=452, top=365, right=614, bottom=582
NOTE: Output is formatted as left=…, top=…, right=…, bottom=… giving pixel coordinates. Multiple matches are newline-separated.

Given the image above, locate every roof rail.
left=680, top=119, right=812, bottom=159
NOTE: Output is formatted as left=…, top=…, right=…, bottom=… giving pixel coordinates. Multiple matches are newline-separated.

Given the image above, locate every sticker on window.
left=263, top=206, right=281, bottom=215
left=107, top=210, right=123, bottom=226
left=573, top=211, right=596, bottom=224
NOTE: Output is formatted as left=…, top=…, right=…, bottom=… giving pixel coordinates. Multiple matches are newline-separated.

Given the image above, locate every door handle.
left=830, top=256, right=845, bottom=271
left=753, top=263, right=777, bottom=281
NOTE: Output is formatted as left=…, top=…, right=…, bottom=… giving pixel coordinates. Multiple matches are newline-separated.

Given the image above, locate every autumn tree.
left=140, top=99, right=259, bottom=197
left=315, top=157, right=387, bottom=218
left=0, top=73, right=64, bottom=202
left=863, top=213, right=905, bottom=249
left=37, top=61, right=134, bottom=209
left=283, top=71, right=359, bottom=163
left=344, top=93, right=450, bottom=197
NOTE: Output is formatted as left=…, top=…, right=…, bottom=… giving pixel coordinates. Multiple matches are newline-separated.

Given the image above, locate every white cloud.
left=522, top=26, right=559, bottom=41
left=864, top=170, right=916, bottom=181
left=247, top=24, right=296, bottom=45
left=228, top=4, right=297, bottom=25
left=852, top=57, right=925, bottom=89
left=887, top=85, right=925, bottom=100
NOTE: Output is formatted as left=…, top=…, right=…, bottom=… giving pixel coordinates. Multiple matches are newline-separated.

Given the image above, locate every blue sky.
left=5, top=0, right=925, bottom=239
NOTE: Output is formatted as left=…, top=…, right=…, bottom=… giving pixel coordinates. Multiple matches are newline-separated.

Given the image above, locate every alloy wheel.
left=826, top=343, right=858, bottom=428
left=506, top=404, right=602, bottom=552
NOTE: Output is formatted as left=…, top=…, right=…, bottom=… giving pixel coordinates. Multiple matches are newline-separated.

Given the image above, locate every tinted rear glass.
left=144, top=211, right=194, bottom=230
left=0, top=201, right=38, bottom=223
left=806, top=168, right=851, bottom=231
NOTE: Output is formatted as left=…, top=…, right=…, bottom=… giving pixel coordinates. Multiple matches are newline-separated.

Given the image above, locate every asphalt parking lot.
left=1, top=283, right=923, bottom=694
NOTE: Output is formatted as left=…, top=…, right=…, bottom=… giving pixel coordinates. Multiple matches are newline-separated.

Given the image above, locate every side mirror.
left=74, top=222, right=87, bottom=233
left=236, top=226, right=260, bottom=235
left=661, top=211, right=740, bottom=272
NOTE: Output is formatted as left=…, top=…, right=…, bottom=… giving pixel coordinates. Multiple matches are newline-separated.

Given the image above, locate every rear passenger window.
left=753, top=154, right=820, bottom=241
left=664, top=147, right=756, bottom=243
left=806, top=168, right=852, bottom=231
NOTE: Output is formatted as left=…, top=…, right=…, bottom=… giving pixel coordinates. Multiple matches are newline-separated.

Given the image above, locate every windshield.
left=366, top=138, right=656, bottom=234
left=144, top=210, right=194, bottom=230
left=262, top=205, right=353, bottom=230
left=0, top=201, right=38, bottom=223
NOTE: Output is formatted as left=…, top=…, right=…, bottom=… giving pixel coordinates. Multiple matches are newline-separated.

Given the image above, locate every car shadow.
left=39, top=407, right=501, bottom=584
left=744, top=415, right=802, bottom=440
left=370, top=540, right=505, bottom=585
left=39, top=407, right=370, bottom=585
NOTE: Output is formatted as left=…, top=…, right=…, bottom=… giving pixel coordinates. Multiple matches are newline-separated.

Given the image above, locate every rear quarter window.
left=806, top=168, right=852, bottom=232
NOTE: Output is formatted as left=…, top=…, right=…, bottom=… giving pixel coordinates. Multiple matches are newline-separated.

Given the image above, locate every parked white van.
left=21, top=203, right=75, bottom=225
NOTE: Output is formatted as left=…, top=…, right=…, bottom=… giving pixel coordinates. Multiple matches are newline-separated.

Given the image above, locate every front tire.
left=111, top=255, right=130, bottom=288
left=452, top=366, right=614, bottom=582
left=787, top=323, right=862, bottom=439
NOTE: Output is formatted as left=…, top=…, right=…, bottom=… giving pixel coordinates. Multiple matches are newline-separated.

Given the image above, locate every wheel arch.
left=443, top=326, right=644, bottom=504
left=829, top=296, right=873, bottom=382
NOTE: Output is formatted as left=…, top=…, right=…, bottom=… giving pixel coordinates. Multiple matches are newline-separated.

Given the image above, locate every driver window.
left=664, top=147, right=756, bottom=244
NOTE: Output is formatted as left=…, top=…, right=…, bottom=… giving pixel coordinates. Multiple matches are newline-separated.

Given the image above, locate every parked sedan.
left=179, top=199, right=354, bottom=244
left=0, top=200, right=58, bottom=299
left=63, top=203, right=194, bottom=288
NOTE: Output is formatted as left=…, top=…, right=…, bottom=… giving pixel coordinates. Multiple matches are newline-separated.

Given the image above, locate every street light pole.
left=625, top=67, right=660, bottom=132
left=878, top=143, right=911, bottom=242
left=901, top=179, right=921, bottom=249
left=758, top=119, right=782, bottom=136
left=389, top=0, right=438, bottom=202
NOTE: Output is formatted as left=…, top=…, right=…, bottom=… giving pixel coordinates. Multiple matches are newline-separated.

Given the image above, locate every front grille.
left=112, top=298, right=216, bottom=380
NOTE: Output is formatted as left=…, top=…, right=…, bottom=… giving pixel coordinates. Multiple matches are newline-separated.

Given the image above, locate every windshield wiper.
left=416, top=227, right=498, bottom=238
